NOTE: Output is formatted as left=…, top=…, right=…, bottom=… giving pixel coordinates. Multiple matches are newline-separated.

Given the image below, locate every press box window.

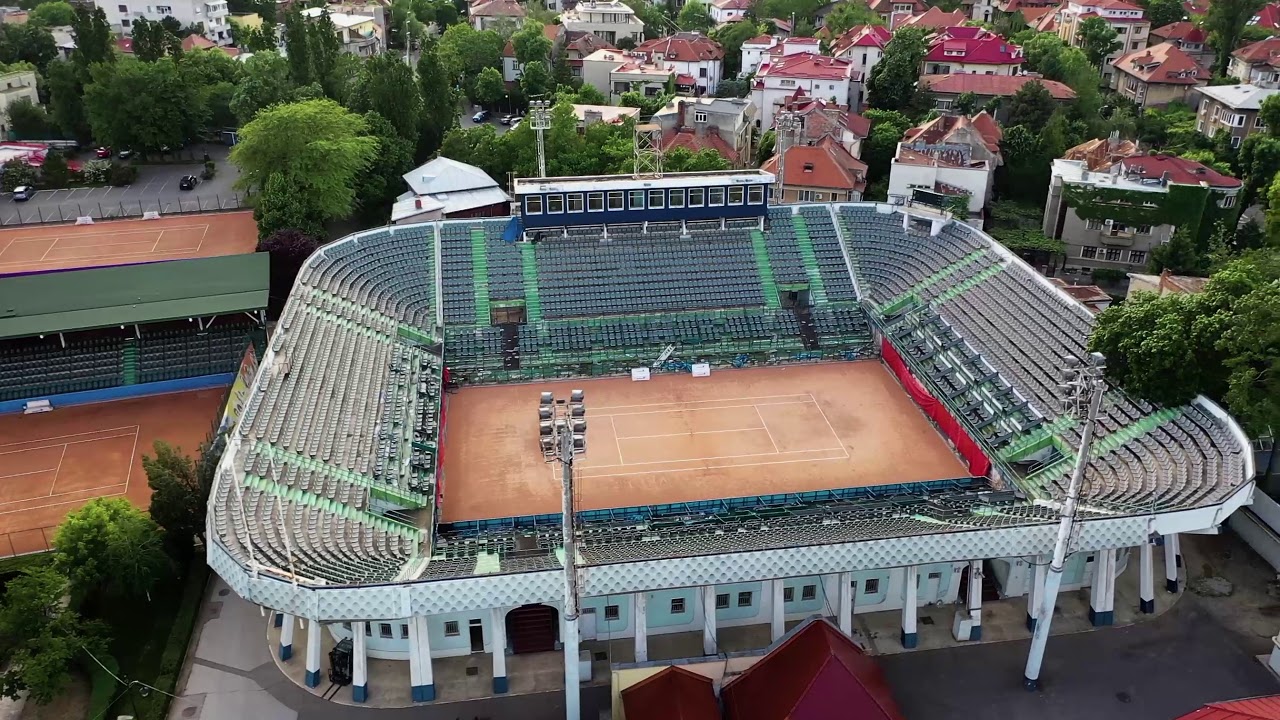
left=587, top=192, right=604, bottom=211
left=648, top=189, right=665, bottom=208
left=546, top=194, right=564, bottom=214
left=671, top=598, right=686, bottom=614
left=628, top=190, right=646, bottom=209
left=670, top=189, right=686, bottom=208
left=444, top=621, right=460, bottom=636
left=728, top=186, right=744, bottom=205
left=708, top=187, right=725, bottom=206
left=567, top=193, right=584, bottom=213
left=608, top=191, right=625, bottom=211
left=604, top=605, right=620, bottom=621
left=688, top=187, right=705, bottom=207
left=525, top=196, right=543, bottom=214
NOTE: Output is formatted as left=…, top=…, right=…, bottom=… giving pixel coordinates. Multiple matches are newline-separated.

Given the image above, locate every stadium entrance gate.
left=506, top=605, right=559, bottom=654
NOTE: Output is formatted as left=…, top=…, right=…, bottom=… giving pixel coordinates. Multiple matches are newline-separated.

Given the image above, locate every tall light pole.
left=1023, top=351, right=1107, bottom=690
left=540, top=390, right=586, bottom=720
left=774, top=110, right=801, bottom=203
left=529, top=100, right=552, bottom=179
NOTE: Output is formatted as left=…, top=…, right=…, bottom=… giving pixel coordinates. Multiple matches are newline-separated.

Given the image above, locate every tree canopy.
left=0, top=567, right=106, bottom=704
left=822, top=0, right=881, bottom=38
left=351, top=52, right=423, bottom=142
left=866, top=27, right=928, bottom=112
left=27, top=0, right=74, bottom=26
left=0, top=24, right=56, bottom=73
left=677, top=0, right=715, bottom=33
left=84, top=57, right=204, bottom=153
left=1143, top=0, right=1186, bottom=30
left=53, top=498, right=172, bottom=600
left=1204, top=0, right=1266, bottom=73
left=1076, top=16, right=1122, bottom=68
left=1006, top=80, right=1058, bottom=129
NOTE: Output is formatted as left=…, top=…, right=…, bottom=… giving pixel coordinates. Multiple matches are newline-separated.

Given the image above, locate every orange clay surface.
left=0, top=211, right=257, bottom=275
left=440, top=361, right=967, bottom=522
left=0, top=389, right=226, bottom=556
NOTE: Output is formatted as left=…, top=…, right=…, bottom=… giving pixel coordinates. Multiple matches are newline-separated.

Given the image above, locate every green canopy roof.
left=0, top=253, right=269, bottom=339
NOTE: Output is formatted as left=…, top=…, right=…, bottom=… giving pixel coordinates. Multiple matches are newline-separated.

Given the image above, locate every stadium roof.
left=0, top=253, right=268, bottom=339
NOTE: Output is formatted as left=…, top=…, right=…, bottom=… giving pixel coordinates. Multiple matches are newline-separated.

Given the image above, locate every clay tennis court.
left=440, top=361, right=967, bottom=522
left=0, top=388, right=226, bottom=556
left=0, top=211, right=257, bottom=276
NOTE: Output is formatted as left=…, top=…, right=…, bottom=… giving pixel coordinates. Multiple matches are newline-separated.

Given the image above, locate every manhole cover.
left=465, top=667, right=480, bottom=676
left=182, top=706, right=198, bottom=718
left=218, top=589, right=229, bottom=597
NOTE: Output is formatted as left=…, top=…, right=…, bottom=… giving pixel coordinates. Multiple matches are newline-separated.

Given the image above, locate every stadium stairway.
left=122, top=339, right=139, bottom=385
left=932, top=263, right=1004, bottom=307
left=880, top=248, right=991, bottom=314
left=790, top=215, right=828, bottom=304
left=519, top=243, right=544, bottom=324
left=469, top=228, right=491, bottom=326
left=749, top=230, right=782, bottom=309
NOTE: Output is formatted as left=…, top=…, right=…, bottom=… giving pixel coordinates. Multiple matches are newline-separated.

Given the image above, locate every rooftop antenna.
left=634, top=122, right=663, bottom=178
left=774, top=109, right=801, bottom=203
left=529, top=100, right=552, bottom=178
left=1023, top=351, right=1107, bottom=690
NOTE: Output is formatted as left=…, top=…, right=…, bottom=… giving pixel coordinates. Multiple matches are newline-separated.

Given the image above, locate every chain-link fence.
left=0, top=192, right=251, bottom=226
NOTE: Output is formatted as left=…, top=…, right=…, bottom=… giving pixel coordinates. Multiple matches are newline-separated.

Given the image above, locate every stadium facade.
left=207, top=178, right=1254, bottom=706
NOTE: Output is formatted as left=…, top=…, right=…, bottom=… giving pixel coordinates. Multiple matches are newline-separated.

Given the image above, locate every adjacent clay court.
left=0, top=388, right=227, bottom=556
left=440, top=361, right=967, bottom=522
left=0, top=211, right=257, bottom=275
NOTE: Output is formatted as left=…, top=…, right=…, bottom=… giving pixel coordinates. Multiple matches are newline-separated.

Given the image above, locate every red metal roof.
left=622, top=666, right=720, bottom=720
left=1253, top=3, right=1280, bottom=29
left=1153, top=21, right=1207, bottom=43
left=830, top=24, right=891, bottom=55
left=1174, top=696, right=1280, bottom=720
left=722, top=619, right=904, bottom=720
left=1120, top=153, right=1242, bottom=188
left=1233, top=36, right=1280, bottom=67
left=924, top=27, right=1024, bottom=65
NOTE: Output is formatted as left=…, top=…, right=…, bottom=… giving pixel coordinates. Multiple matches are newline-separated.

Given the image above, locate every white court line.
left=578, top=452, right=850, bottom=479
left=0, top=468, right=58, bottom=481
left=0, top=482, right=127, bottom=508
left=806, top=393, right=845, bottom=445
left=0, top=425, right=140, bottom=449
left=591, top=394, right=812, bottom=411
left=581, top=446, right=845, bottom=470
left=0, top=431, right=137, bottom=457
left=596, top=400, right=814, bottom=418
left=754, top=405, right=779, bottom=453
left=618, top=426, right=766, bottom=440
left=0, top=245, right=202, bottom=267
left=151, top=229, right=165, bottom=253
left=37, top=236, right=58, bottom=261
left=124, top=426, right=139, bottom=491
left=0, top=237, right=14, bottom=258
left=0, top=491, right=127, bottom=516
left=609, top=416, right=624, bottom=465
left=48, top=444, right=67, bottom=496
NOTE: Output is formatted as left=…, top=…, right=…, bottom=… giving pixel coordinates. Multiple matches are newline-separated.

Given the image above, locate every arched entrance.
left=505, top=604, right=559, bottom=654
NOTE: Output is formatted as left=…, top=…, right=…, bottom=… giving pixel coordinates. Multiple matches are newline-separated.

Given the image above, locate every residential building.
left=867, top=0, right=927, bottom=22
left=762, top=138, right=869, bottom=202
left=393, top=157, right=510, bottom=224
left=502, top=23, right=561, bottom=83
left=572, top=104, right=640, bottom=130
left=0, top=7, right=28, bottom=23
left=791, top=97, right=870, bottom=158
left=828, top=24, right=891, bottom=81
left=300, top=7, right=382, bottom=55
left=559, top=0, right=644, bottom=47
left=888, top=112, right=1002, bottom=225
left=1056, top=0, right=1149, bottom=81
left=1047, top=278, right=1113, bottom=313
left=751, top=52, right=862, bottom=127
left=562, top=30, right=615, bottom=81
left=922, top=26, right=1024, bottom=76
left=1194, top=84, right=1280, bottom=147
left=961, top=0, right=997, bottom=22
left=635, top=32, right=725, bottom=95
left=1181, top=0, right=1208, bottom=16
left=97, top=0, right=232, bottom=45
left=1228, top=37, right=1280, bottom=88
left=1250, top=2, right=1280, bottom=30
left=897, top=6, right=969, bottom=30
left=1126, top=269, right=1208, bottom=296
left=1150, top=21, right=1212, bottom=68
left=0, top=69, right=38, bottom=140
left=709, top=0, right=751, bottom=25
left=1043, top=144, right=1241, bottom=273
left=920, top=74, right=1076, bottom=123
left=581, top=49, right=673, bottom=101
left=652, top=97, right=757, bottom=166
left=740, top=34, right=777, bottom=76
left=469, top=0, right=525, bottom=31
left=1111, top=42, right=1206, bottom=109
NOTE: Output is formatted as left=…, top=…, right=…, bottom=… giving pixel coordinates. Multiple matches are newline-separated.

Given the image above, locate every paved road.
left=0, top=145, right=243, bottom=225
left=879, top=594, right=1279, bottom=720
left=459, top=107, right=516, bottom=136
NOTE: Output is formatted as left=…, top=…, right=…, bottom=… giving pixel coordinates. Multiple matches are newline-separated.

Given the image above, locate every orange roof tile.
left=1112, top=41, right=1207, bottom=84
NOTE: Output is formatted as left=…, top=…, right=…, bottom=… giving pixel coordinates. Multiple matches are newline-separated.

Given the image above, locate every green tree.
left=1144, top=0, right=1186, bottom=30
left=0, top=567, right=106, bottom=704
left=282, top=8, right=312, bottom=85
left=862, top=110, right=913, bottom=189
left=254, top=172, right=326, bottom=238
left=512, top=18, right=553, bottom=65
left=998, top=123, right=1050, bottom=202
left=866, top=27, right=928, bottom=111
left=1006, top=80, right=1057, bottom=129
left=27, top=0, right=74, bottom=26
left=664, top=145, right=732, bottom=171
left=1076, top=16, right=1122, bottom=68
left=519, top=60, right=553, bottom=100
left=417, top=36, right=456, bottom=160
left=438, top=123, right=514, bottom=186
left=0, top=24, right=56, bottom=73
left=39, top=150, right=68, bottom=188
left=622, top=0, right=673, bottom=39
left=953, top=91, right=979, bottom=114
left=258, top=228, right=323, bottom=311
left=472, top=66, right=507, bottom=107
left=821, top=0, right=880, bottom=38
left=351, top=52, right=423, bottom=142
left=53, top=497, right=172, bottom=600
left=438, top=23, right=504, bottom=92
left=130, top=17, right=182, bottom=61
left=1204, top=0, right=1266, bottom=74
left=0, top=159, right=36, bottom=192
left=44, top=61, right=87, bottom=140
left=84, top=57, right=203, bottom=153
left=1219, top=278, right=1280, bottom=433
left=354, top=111, right=415, bottom=221
left=551, top=45, right=575, bottom=88
left=308, top=12, right=343, bottom=99
left=229, top=51, right=296, bottom=125
left=677, top=0, right=714, bottom=32
left=1236, top=134, right=1280, bottom=206
left=232, top=20, right=278, bottom=53
left=142, top=441, right=208, bottom=557
left=1259, top=93, right=1280, bottom=137
left=711, top=20, right=765, bottom=77
left=5, top=97, right=54, bottom=139
left=232, top=99, right=378, bottom=222
left=1150, top=226, right=1209, bottom=275
left=70, top=5, right=115, bottom=70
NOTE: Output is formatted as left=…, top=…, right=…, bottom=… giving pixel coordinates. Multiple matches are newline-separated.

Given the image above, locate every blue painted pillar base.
left=411, top=684, right=436, bottom=702
left=968, top=625, right=982, bottom=641
left=900, top=629, right=917, bottom=649
left=1140, top=598, right=1155, bottom=614
left=1025, top=613, right=1037, bottom=632
left=1088, top=608, right=1113, bottom=626
left=279, top=644, right=292, bottom=661
left=1023, top=676, right=1041, bottom=691
left=352, top=684, right=368, bottom=703
left=304, top=670, right=321, bottom=688
left=274, top=613, right=284, bottom=628
left=493, top=676, right=508, bottom=694
left=1166, top=578, right=1179, bottom=593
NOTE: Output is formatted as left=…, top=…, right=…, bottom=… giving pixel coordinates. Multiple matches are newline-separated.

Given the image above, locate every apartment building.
left=1056, top=0, right=1149, bottom=81
left=751, top=52, right=862, bottom=127
left=1228, top=37, right=1280, bottom=88
left=1194, top=84, right=1280, bottom=147
left=922, top=26, right=1024, bottom=75
left=1110, top=42, right=1206, bottom=109
left=828, top=24, right=891, bottom=80
left=97, top=0, right=232, bottom=45
left=635, top=32, right=725, bottom=95
left=559, top=0, right=644, bottom=47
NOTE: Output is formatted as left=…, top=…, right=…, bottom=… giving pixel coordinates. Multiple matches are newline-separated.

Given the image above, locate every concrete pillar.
left=770, top=579, right=786, bottom=641
left=408, top=615, right=434, bottom=701
left=1026, top=555, right=1047, bottom=632
left=279, top=613, right=295, bottom=661
left=837, top=572, right=854, bottom=638
left=304, top=619, right=322, bottom=688
left=490, top=608, right=507, bottom=694
left=634, top=592, right=648, bottom=663
left=701, top=586, right=718, bottom=655
left=351, top=621, right=368, bottom=703
left=1139, top=542, right=1155, bottom=613
left=1089, top=549, right=1116, bottom=626
left=1164, top=533, right=1180, bottom=594
left=901, top=566, right=918, bottom=649
left=967, top=560, right=983, bottom=640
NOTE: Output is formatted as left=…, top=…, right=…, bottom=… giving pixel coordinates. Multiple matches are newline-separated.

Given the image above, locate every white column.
left=1139, top=542, right=1155, bottom=614
left=1026, top=555, right=1047, bottom=632
left=279, top=613, right=295, bottom=661
left=351, top=621, right=369, bottom=703
left=1090, top=549, right=1116, bottom=626
left=901, top=566, right=918, bottom=649
left=770, top=579, right=786, bottom=642
left=1164, top=533, right=1180, bottom=593
left=634, top=592, right=648, bottom=663
left=701, top=586, right=718, bottom=655
left=967, top=560, right=983, bottom=640
left=414, top=616, right=434, bottom=701
left=490, top=608, right=507, bottom=694
left=837, top=572, right=854, bottom=638
left=304, top=619, right=322, bottom=688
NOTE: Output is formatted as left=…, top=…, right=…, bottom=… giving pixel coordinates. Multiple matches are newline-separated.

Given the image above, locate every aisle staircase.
left=791, top=216, right=828, bottom=304
left=749, top=230, right=782, bottom=309
left=519, top=243, right=543, bottom=323
left=469, top=228, right=491, bottom=326
left=122, top=340, right=138, bottom=385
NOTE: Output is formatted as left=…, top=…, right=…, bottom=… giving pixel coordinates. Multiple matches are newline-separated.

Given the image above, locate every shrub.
left=109, top=163, right=138, bottom=187
left=200, top=160, right=216, bottom=180
left=1, top=159, right=37, bottom=191
left=81, top=159, right=113, bottom=185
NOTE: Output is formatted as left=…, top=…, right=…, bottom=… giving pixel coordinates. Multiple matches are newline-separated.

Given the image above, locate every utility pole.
left=773, top=109, right=800, bottom=203
left=529, top=100, right=552, bottom=178
left=1023, top=352, right=1107, bottom=690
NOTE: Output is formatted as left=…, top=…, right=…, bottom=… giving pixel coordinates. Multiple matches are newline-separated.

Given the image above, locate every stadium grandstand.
left=0, top=212, right=266, bottom=555
left=206, top=177, right=1255, bottom=709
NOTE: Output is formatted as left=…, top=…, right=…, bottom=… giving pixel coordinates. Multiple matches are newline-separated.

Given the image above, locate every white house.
left=581, top=48, right=674, bottom=101
left=709, top=0, right=751, bottom=24
left=888, top=113, right=1003, bottom=226
left=1056, top=0, right=1149, bottom=80
left=751, top=51, right=862, bottom=127
left=96, top=0, right=232, bottom=45
left=469, top=0, right=526, bottom=31
left=922, top=26, right=1024, bottom=76
left=559, top=0, right=644, bottom=47
left=828, top=25, right=891, bottom=81
left=634, top=32, right=725, bottom=95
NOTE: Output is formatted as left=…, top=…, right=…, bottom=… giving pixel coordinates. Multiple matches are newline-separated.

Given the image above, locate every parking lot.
left=0, top=147, right=243, bottom=225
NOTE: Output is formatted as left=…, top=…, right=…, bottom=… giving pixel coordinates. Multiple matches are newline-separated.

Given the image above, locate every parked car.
left=471, top=110, right=490, bottom=123
left=178, top=175, right=199, bottom=191
left=11, top=186, right=32, bottom=201
left=95, top=146, right=112, bottom=158
left=117, top=149, right=134, bottom=160
left=510, top=117, right=523, bottom=130
left=500, top=113, right=515, bottom=125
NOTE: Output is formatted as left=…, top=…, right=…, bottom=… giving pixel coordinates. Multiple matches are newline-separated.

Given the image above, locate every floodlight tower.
left=634, top=122, right=664, bottom=178
left=529, top=100, right=553, bottom=178
left=773, top=110, right=801, bottom=203
left=539, top=390, right=587, bottom=720
left=1023, top=351, right=1107, bottom=690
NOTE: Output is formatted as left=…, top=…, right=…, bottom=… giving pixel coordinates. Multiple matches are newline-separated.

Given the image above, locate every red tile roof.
left=471, top=0, right=525, bottom=17
left=925, top=27, right=1025, bottom=65
left=1253, top=2, right=1280, bottom=29
left=744, top=34, right=775, bottom=45
left=1112, top=42, right=1206, bottom=84
left=899, top=6, right=969, bottom=29
left=637, top=32, right=724, bottom=62
left=722, top=619, right=904, bottom=720
left=920, top=73, right=1076, bottom=99
left=1031, top=5, right=1060, bottom=31
left=622, top=666, right=720, bottom=720
left=830, top=24, right=891, bottom=55
left=1174, top=696, right=1280, bottom=720
left=1153, top=21, right=1206, bottom=43
left=1233, top=36, right=1280, bottom=67
left=663, top=126, right=739, bottom=162
left=183, top=34, right=215, bottom=50
left=1082, top=0, right=1141, bottom=10
left=903, top=111, right=1002, bottom=153
left=1120, top=153, right=1241, bottom=188
left=759, top=52, right=856, bottom=80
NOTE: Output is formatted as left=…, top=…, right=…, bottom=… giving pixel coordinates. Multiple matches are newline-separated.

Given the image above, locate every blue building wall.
left=519, top=182, right=770, bottom=230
